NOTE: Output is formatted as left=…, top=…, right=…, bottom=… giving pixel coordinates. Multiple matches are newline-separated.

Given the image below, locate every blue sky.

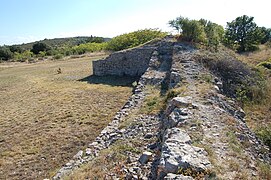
left=1, top=0, right=271, bottom=45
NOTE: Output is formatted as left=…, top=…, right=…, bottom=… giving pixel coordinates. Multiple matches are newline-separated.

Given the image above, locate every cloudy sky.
left=1, top=0, right=270, bottom=45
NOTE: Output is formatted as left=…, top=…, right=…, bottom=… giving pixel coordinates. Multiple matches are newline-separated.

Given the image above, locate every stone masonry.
left=93, top=45, right=155, bottom=76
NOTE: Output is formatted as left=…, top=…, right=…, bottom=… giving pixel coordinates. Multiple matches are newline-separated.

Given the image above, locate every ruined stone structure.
left=53, top=37, right=270, bottom=179
left=92, top=38, right=174, bottom=77
left=93, top=45, right=155, bottom=77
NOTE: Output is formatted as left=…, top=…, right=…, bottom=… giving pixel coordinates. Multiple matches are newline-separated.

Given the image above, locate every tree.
left=204, top=21, right=224, bottom=49
left=31, top=42, right=51, bottom=54
left=169, top=16, right=187, bottom=33
left=0, top=46, right=13, bottom=60
left=182, top=20, right=207, bottom=42
left=259, top=27, right=271, bottom=44
left=169, top=16, right=207, bottom=43
left=224, top=15, right=262, bottom=52
left=9, top=45, right=23, bottom=53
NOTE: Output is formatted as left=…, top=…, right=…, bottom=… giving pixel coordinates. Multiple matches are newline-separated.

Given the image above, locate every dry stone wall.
left=93, top=46, right=155, bottom=76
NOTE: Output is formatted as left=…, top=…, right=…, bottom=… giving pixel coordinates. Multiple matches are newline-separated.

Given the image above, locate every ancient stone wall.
left=53, top=40, right=270, bottom=179
left=93, top=46, right=155, bottom=76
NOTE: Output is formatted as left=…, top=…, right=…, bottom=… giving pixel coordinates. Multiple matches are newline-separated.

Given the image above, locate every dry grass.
left=0, top=56, right=134, bottom=179
left=140, top=85, right=165, bottom=115
left=65, top=140, right=140, bottom=179
left=236, top=45, right=271, bottom=154
left=237, top=45, right=271, bottom=66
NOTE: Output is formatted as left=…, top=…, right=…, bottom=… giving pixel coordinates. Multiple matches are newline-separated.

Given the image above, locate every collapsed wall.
left=93, top=45, right=156, bottom=76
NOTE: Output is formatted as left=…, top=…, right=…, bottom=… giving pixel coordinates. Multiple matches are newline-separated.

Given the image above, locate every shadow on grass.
left=79, top=75, right=140, bottom=87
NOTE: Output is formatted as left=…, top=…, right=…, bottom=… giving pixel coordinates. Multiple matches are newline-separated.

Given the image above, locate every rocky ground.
left=53, top=38, right=270, bottom=179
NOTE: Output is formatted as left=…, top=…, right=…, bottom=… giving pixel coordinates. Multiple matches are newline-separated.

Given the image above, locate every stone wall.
left=93, top=46, right=155, bottom=76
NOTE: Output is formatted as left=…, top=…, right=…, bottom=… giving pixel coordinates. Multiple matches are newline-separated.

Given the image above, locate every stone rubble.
left=164, top=173, right=194, bottom=180
left=139, top=151, right=153, bottom=165
left=159, top=128, right=212, bottom=175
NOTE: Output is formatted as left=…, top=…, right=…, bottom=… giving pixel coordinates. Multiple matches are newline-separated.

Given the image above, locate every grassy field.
left=0, top=55, right=135, bottom=179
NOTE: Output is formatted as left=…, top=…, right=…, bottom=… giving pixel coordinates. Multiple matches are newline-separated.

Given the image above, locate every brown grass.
left=0, top=56, right=134, bottom=179
left=236, top=45, right=271, bottom=136
left=236, top=46, right=271, bottom=179
left=237, top=45, right=271, bottom=66
left=140, top=85, right=165, bottom=115
left=65, top=140, right=140, bottom=179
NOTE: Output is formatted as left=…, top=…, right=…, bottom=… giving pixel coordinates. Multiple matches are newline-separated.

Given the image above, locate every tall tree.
left=225, top=15, right=262, bottom=52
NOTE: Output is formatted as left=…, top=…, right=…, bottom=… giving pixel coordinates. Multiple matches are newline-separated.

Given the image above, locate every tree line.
left=0, top=29, right=166, bottom=62
left=1, top=16, right=270, bottom=62
left=169, top=15, right=271, bottom=52
left=0, top=36, right=105, bottom=61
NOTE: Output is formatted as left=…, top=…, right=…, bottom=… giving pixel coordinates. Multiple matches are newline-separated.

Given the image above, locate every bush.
left=72, top=42, right=107, bottom=55
left=9, top=45, right=23, bottom=53
left=31, top=42, right=51, bottom=54
left=203, top=21, right=224, bottom=49
left=169, top=16, right=224, bottom=49
left=195, top=50, right=265, bottom=103
left=53, top=54, right=63, bottom=60
left=0, top=46, right=13, bottom=60
left=106, top=29, right=167, bottom=51
left=181, top=19, right=207, bottom=43
left=256, top=125, right=271, bottom=149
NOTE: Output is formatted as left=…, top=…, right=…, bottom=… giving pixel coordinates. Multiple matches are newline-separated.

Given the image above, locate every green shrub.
left=106, top=29, right=167, bottom=51
left=53, top=54, right=63, bottom=60
left=14, top=50, right=33, bottom=62
left=0, top=46, right=13, bottom=60
left=256, top=125, right=271, bottom=149
left=196, top=50, right=267, bottom=104
left=31, top=42, right=51, bottom=54
left=182, top=20, right=207, bottom=43
left=72, top=42, right=107, bottom=55
left=169, top=16, right=224, bottom=49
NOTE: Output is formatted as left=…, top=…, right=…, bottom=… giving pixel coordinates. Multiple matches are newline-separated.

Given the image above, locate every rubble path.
left=157, top=47, right=269, bottom=179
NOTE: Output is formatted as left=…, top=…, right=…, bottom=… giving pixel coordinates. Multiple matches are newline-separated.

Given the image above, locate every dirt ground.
left=0, top=56, right=135, bottom=179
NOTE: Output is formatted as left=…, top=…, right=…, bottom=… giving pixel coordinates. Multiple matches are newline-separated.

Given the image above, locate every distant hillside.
left=15, top=36, right=111, bottom=50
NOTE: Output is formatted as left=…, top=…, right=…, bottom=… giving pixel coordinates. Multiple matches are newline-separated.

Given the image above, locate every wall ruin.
left=92, top=46, right=155, bottom=76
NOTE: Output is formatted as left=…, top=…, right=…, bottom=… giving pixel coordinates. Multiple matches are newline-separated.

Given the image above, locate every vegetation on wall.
left=106, top=29, right=167, bottom=51
left=169, top=16, right=224, bottom=49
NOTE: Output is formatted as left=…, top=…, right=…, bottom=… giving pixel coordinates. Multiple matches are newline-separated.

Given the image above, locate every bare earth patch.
left=0, top=56, right=134, bottom=179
